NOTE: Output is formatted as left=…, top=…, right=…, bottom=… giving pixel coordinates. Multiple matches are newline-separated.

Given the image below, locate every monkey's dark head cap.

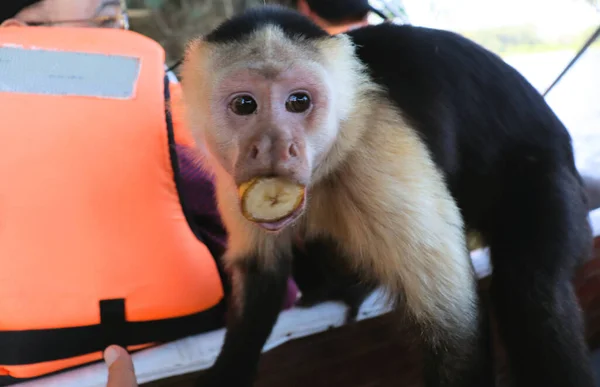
left=0, top=0, right=43, bottom=23
left=305, top=0, right=374, bottom=22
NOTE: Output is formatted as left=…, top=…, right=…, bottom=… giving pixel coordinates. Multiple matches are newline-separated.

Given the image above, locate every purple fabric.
left=175, top=145, right=227, bottom=250
left=175, top=145, right=299, bottom=310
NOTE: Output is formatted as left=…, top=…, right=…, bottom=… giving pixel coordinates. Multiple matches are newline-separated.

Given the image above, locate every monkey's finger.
left=104, top=345, right=138, bottom=387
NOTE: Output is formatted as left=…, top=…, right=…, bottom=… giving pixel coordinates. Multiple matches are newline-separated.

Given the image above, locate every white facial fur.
left=180, top=25, right=366, bottom=189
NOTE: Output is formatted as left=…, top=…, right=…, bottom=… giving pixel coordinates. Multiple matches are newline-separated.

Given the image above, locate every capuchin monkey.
left=180, top=5, right=595, bottom=387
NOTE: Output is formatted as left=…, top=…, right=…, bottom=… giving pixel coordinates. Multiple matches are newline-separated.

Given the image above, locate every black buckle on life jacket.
left=162, top=73, right=231, bottom=297
left=100, top=298, right=128, bottom=349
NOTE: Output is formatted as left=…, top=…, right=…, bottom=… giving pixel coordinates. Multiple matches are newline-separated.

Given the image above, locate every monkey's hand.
left=239, top=177, right=305, bottom=230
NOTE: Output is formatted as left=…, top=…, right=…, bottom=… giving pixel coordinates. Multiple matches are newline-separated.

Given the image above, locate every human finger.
left=104, top=345, right=138, bottom=387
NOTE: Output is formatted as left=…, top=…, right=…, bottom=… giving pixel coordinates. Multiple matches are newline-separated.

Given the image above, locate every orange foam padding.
left=0, top=26, right=223, bottom=378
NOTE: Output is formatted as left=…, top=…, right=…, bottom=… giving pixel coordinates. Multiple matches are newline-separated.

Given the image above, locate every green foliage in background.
left=125, top=0, right=599, bottom=66
left=462, top=24, right=600, bottom=56
left=125, top=0, right=279, bottom=67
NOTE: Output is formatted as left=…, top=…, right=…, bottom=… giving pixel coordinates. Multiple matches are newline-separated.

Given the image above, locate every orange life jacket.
left=0, top=26, right=225, bottom=381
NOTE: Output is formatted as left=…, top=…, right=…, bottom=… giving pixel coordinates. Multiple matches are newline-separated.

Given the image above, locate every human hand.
left=104, top=345, right=138, bottom=387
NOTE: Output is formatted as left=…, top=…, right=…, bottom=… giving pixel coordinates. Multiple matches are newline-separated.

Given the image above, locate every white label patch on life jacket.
left=0, top=46, right=140, bottom=99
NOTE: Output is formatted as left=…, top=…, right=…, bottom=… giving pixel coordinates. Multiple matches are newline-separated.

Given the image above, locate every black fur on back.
left=345, top=23, right=587, bottom=231
left=204, top=5, right=329, bottom=44
left=346, top=22, right=595, bottom=386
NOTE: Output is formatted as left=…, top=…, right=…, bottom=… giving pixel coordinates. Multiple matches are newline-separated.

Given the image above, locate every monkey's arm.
left=292, top=237, right=378, bottom=323
left=196, top=180, right=292, bottom=387
left=196, top=251, right=291, bottom=387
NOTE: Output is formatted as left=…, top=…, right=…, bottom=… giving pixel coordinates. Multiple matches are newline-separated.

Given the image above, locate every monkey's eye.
left=285, top=93, right=311, bottom=113
left=230, top=95, right=257, bottom=115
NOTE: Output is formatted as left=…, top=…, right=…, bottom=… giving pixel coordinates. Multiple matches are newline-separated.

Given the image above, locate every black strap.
left=0, top=299, right=226, bottom=365
left=164, top=73, right=207, bottom=246
left=162, top=73, right=231, bottom=298
left=167, top=58, right=183, bottom=73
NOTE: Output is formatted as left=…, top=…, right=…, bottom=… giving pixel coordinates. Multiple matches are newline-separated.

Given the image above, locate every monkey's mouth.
left=238, top=176, right=307, bottom=232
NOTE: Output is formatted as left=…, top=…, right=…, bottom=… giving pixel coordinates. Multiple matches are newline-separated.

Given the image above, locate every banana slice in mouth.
left=238, top=177, right=306, bottom=231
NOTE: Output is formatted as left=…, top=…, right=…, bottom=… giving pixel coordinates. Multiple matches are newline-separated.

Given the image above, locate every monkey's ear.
left=182, top=37, right=210, bottom=67
left=315, top=33, right=357, bottom=62
left=179, top=37, right=216, bottom=138
left=313, top=34, right=365, bottom=120
left=332, top=33, right=357, bottom=50
left=180, top=38, right=214, bottom=91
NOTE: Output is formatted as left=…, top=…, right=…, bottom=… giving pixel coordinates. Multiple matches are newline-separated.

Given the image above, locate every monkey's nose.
left=287, top=143, right=299, bottom=158
left=237, top=137, right=308, bottom=187
left=249, top=139, right=298, bottom=162
left=280, top=143, right=299, bottom=161
left=248, top=137, right=270, bottom=160
left=275, top=141, right=299, bottom=162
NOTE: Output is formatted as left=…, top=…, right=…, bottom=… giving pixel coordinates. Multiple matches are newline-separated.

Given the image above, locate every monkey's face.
left=182, top=26, right=363, bottom=228
left=208, top=62, right=336, bottom=188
